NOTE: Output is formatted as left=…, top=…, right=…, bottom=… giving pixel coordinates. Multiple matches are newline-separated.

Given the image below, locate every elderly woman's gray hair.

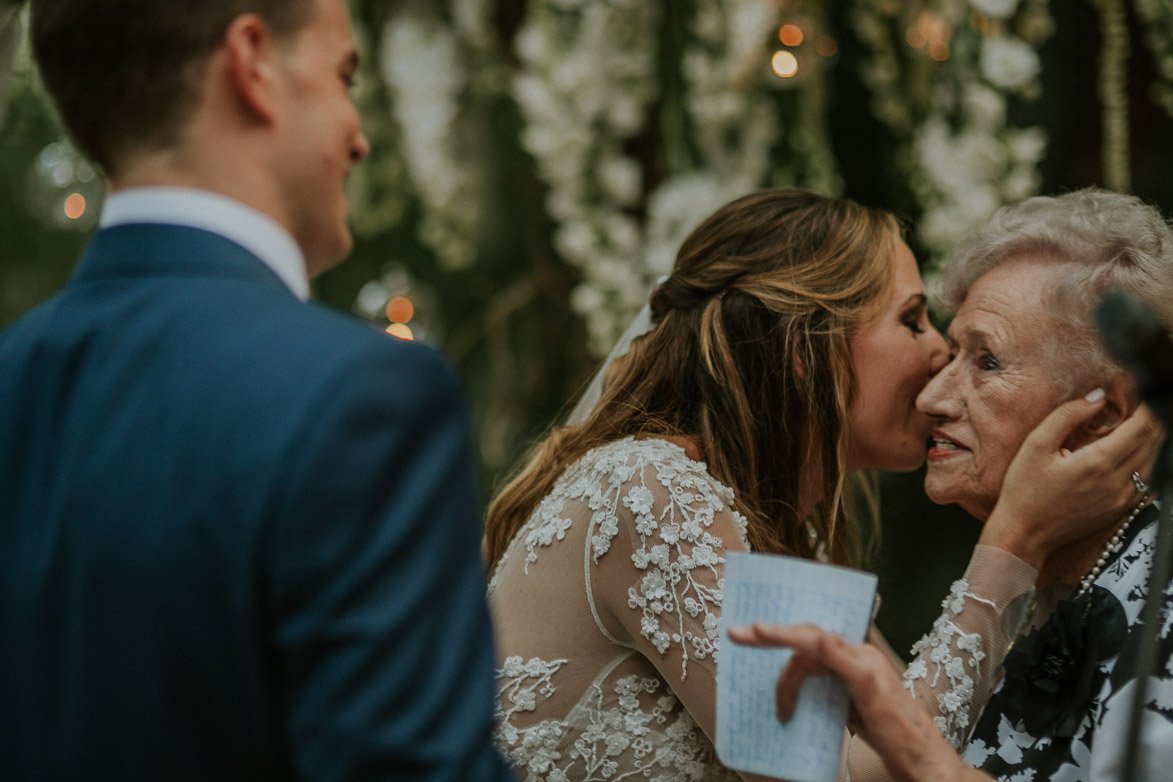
left=938, top=188, right=1173, bottom=390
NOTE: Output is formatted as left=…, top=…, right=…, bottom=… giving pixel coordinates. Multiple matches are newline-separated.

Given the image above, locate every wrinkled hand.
left=727, top=623, right=989, bottom=782
left=982, top=397, right=1163, bottom=569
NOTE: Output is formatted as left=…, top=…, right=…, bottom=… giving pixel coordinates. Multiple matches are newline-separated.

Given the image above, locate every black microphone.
left=1096, top=291, right=1173, bottom=423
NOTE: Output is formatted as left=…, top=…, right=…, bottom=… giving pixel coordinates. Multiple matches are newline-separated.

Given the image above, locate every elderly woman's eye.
left=978, top=352, right=1000, bottom=371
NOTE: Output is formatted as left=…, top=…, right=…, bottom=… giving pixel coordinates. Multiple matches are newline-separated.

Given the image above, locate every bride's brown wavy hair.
left=485, top=188, right=900, bottom=576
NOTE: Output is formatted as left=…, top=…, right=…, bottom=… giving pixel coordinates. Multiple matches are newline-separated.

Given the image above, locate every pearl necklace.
left=1075, top=493, right=1152, bottom=597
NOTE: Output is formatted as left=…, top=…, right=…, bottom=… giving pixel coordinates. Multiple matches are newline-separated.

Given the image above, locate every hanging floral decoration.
left=378, top=0, right=498, bottom=270
left=1134, top=0, right=1173, bottom=121
left=853, top=0, right=1053, bottom=269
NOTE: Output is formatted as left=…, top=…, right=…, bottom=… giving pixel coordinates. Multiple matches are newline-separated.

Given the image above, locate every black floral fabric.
left=962, top=506, right=1173, bottom=781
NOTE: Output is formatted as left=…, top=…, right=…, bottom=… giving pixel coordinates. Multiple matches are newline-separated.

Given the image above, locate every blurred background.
left=3, top=0, right=1172, bottom=655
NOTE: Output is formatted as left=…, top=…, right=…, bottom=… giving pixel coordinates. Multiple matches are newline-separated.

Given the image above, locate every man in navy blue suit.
left=0, top=1, right=513, bottom=780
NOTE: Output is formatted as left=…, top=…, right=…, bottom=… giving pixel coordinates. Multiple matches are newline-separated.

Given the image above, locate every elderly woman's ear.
left=1066, top=371, right=1138, bottom=448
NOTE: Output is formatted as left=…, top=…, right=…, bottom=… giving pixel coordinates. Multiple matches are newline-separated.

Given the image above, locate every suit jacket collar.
left=100, top=188, right=309, bottom=300
left=71, top=223, right=300, bottom=300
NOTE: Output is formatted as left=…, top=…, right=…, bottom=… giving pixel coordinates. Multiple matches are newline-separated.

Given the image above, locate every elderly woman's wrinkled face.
left=915, top=261, right=1067, bottom=520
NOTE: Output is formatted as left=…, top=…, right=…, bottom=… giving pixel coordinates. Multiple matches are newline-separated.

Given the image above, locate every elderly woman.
left=735, top=188, right=1172, bottom=782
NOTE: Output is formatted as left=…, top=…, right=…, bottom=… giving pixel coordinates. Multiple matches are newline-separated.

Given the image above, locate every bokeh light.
left=779, top=24, right=804, bottom=47
left=63, top=193, right=86, bottom=220
left=771, top=50, right=799, bottom=78
left=815, top=36, right=838, bottom=57
left=386, top=323, right=414, bottom=341
left=386, top=296, right=414, bottom=324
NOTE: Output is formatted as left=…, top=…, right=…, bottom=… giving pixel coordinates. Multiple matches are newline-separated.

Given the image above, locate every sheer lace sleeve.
left=845, top=545, right=1036, bottom=782
left=899, top=544, right=1037, bottom=748
left=580, top=443, right=792, bottom=781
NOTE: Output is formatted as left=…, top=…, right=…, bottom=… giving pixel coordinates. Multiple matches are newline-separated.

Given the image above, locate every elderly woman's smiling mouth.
left=928, top=430, right=968, bottom=458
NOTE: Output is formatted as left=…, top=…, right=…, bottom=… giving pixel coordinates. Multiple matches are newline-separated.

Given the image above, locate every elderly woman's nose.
left=916, top=362, right=961, bottom=418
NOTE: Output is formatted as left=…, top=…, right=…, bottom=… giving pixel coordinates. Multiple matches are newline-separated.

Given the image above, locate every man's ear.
left=223, top=14, right=281, bottom=124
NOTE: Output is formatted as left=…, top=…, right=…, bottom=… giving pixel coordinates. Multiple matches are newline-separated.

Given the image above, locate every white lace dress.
left=488, top=437, right=1039, bottom=782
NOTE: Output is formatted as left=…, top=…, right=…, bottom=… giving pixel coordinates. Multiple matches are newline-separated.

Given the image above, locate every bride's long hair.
left=485, top=188, right=900, bottom=576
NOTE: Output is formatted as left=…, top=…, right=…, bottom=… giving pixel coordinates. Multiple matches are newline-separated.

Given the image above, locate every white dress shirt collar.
left=100, top=187, right=309, bottom=301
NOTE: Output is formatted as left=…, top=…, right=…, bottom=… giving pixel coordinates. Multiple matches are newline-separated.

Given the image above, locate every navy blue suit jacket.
left=0, top=224, right=513, bottom=781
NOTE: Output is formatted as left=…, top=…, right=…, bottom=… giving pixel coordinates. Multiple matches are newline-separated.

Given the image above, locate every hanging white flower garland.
left=380, top=1, right=494, bottom=271
left=1133, top=0, right=1173, bottom=120
left=510, top=0, right=662, bottom=354
left=852, top=0, right=1052, bottom=268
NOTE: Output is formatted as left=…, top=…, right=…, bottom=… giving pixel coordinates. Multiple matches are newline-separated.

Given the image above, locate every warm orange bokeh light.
left=386, top=323, right=414, bottom=341
left=64, top=193, right=87, bottom=220
left=386, top=296, right=415, bottom=324
left=815, top=35, right=838, bottom=57
left=779, top=24, right=804, bottom=47
left=929, top=40, right=950, bottom=61
left=771, top=50, right=799, bottom=78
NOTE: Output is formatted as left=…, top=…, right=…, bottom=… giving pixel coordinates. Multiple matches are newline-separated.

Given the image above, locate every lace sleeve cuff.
left=901, top=544, right=1038, bottom=750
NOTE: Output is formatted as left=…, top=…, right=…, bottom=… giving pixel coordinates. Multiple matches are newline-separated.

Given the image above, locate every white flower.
left=634, top=514, right=656, bottom=537
left=905, top=658, right=928, bottom=683
left=963, top=82, right=1006, bottom=130
left=555, top=221, right=596, bottom=263
left=969, top=0, right=1020, bottom=20
left=641, top=571, right=670, bottom=601
left=623, top=485, right=655, bottom=516
left=691, top=543, right=718, bottom=567
left=1007, top=127, right=1047, bottom=164
left=980, top=36, right=1041, bottom=90
left=501, top=656, right=525, bottom=678
left=652, top=630, right=671, bottom=653
left=598, top=156, right=643, bottom=206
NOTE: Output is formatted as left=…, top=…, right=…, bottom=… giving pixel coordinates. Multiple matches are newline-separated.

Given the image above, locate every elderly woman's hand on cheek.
left=981, top=394, right=1163, bottom=570
left=727, top=623, right=992, bottom=782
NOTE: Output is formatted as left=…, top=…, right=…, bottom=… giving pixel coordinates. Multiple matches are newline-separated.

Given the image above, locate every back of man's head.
left=30, top=0, right=317, bottom=179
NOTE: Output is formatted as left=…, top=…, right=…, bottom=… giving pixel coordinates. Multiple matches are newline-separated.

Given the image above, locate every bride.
left=483, top=188, right=1153, bottom=781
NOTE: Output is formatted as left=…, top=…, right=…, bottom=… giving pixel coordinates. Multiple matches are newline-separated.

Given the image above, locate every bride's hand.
left=980, top=396, right=1163, bottom=570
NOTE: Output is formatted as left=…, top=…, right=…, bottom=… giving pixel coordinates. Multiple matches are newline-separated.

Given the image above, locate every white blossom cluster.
left=852, top=0, right=1050, bottom=266
left=683, top=0, right=779, bottom=186
left=511, top=0, right=661, bottom=355
left=914, top=84, right=1047, bottom=255
left=516, top=0, right=794, bottom=355
left=913, top=0, right=1050, bottom=263
left=633, top=0, right=782, bottom=277
left=381, top=2, right=491, bottom=270
left=1134, top=0, right=1173, bottom=120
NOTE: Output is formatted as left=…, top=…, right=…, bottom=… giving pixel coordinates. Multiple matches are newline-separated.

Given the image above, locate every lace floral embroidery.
left=515, top=438, right=748, bottom=679
left=593, top=441, right=746, bottom=677
left=495, top=655, right=732, bottom=781
left=904, top=578, right=992, bottom=748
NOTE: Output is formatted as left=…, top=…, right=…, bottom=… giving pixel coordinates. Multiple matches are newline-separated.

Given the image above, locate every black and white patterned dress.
left=962, top=506, right=1173, bottom=781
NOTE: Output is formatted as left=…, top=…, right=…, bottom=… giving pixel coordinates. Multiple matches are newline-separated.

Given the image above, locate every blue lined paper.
left=717, top=552, right=877, bottom=781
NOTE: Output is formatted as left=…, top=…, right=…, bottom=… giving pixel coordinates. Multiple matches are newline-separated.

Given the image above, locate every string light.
left=386, top=296, right=415, bottom=324
left=779, top=24, right=804, bottom=47
left=772, top=50, right=799, bottom=78
left=386, top=323, right=414, bottom=341
left=63, top=193, right=86, bottom=220
left=815, top=35, right=838, bottom=57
